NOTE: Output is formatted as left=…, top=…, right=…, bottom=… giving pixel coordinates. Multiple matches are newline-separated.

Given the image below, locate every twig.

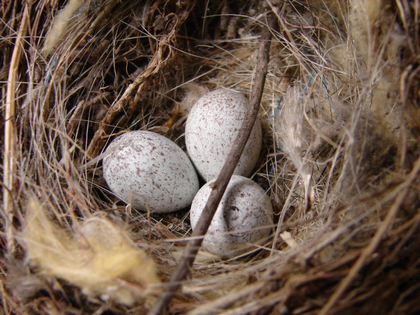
left=3, top=3, right=29, bottom=255
left=319, top=155, right=420, bottom=315
left=148, top=14, right=275, bottom=315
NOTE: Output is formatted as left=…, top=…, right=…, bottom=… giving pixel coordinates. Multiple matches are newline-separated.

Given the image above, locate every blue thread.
left=322, top=74, right=339, bottom=117
left=269, top=96, right=283, bottom=118
left=303, top=70, right=316, bottom=94
left=269, top=70, right=320, bottom=119
left=45, top=54, right=58, bottom=84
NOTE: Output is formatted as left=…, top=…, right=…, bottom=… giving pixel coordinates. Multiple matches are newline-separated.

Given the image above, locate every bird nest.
left=1, top=0, right=420, bottom=314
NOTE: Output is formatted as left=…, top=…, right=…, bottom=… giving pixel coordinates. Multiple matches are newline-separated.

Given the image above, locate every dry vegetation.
left=1, top=0, right=419, bottom=314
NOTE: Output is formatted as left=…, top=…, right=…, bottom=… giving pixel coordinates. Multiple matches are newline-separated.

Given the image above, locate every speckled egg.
left=103, top=131, right=199, bottom=213
left=185, top=89, right=262, bottom=182
left=190, top=175, right=273, bottom=258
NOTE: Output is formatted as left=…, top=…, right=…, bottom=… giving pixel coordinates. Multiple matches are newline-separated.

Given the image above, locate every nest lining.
left=1, top=0, right=419, bottom=314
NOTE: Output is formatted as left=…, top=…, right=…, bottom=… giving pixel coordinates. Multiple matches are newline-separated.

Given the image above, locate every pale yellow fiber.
left=21, top=198, right=161, bottom=306
left=41, top=0, right=85, bottom=56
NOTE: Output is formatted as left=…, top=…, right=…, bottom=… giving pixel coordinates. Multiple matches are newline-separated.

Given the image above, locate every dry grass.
left=1, top=0, right=419, bottom=314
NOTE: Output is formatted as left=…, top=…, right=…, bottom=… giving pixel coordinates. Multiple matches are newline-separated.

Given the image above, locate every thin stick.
left=148, top=14, right=275, bottom=315
left=319, top=155, right=420, bottom=315
left=3, top=3, right=29, bottom=255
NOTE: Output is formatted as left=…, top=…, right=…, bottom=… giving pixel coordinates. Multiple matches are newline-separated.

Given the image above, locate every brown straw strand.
left=3, top=3, right=29, bottom=255
left=319, top=155, right=420, bottom=315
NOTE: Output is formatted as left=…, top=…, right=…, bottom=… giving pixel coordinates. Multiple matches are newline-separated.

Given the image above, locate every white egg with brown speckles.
left=185, top=89, right=262, bottom=182
left=190, top=175, right=273, bottom=258
left=103, top=131, right=199, bottom=213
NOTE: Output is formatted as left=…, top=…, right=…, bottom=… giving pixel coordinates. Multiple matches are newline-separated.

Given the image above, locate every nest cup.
left=2, top=0, right=420, bottom=314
